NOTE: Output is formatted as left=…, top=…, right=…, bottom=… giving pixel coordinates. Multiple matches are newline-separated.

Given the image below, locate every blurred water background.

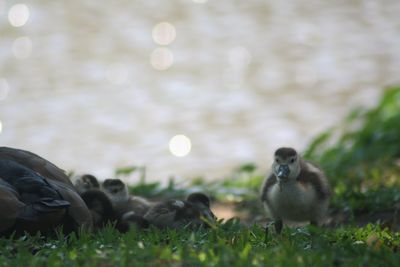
left=0, top=0, right=399, bottom=183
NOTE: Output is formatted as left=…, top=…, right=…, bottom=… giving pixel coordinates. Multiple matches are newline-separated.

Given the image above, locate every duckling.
left=102, top=178, right=152, bottom=218
left=80, top=189, right=118, bottom=229
left=74, top=174, right=100, bottom=194
left=143, top=192, right=216, bottom=229
left=0, top=147, right=92, bottom=236
left=119, top=211, right=150, bottom=230
left=260, top=147, right=331, bottom=233
left=186, top=192, right=216, bottom=223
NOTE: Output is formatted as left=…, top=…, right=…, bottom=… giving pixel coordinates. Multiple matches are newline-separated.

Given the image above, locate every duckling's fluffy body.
left=261, top=147, right=331, bottom=227
left=263, top=161, right=329, bottom=223
left=102, top=178, right=152, bottom=217
left=143, top=194, right=216, bottom=229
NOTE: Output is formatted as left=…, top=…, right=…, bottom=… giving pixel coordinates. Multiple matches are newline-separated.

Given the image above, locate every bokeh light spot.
left=8, top=4, right=30, bottom=27
left=150, top=48, right=174, bottom=70
left=12, top=36, right=32, bottom=59
left=152, top=22, right=176, bottom=45
left=0, top=79, right=10, bottom=101
left=169, top=135, right=191, bottom=157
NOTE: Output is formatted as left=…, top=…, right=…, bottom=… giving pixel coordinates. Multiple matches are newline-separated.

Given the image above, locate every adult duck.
left=0, top=147, right=92, bottom=236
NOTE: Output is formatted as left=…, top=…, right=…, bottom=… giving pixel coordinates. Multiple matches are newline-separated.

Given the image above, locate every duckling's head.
left=102, top=178, right=129, bottom=203
left=186, top=192, right=216, bottom=222
left=187, top=192, right=211, bottom=208
left=74, top=174, right=100, bottom=193
left=272, top=147, right=301, bottom=182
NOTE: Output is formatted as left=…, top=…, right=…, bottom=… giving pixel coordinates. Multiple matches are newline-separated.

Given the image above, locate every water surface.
left=0, top=0, right=399, bottom=183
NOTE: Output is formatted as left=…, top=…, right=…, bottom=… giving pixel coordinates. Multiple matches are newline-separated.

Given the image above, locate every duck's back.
left=0, top=159, right=62, bottom=203
left=0, top=146, right=73, bottom=186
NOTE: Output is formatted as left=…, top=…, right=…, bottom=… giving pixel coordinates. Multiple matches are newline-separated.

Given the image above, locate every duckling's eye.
left=290, top=157, right=296, bottom=163
left=275, top=158, right=280, bottom=164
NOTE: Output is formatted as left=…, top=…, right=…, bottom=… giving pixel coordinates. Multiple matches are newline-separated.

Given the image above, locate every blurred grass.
left=304, top=87, right=400, bottom=216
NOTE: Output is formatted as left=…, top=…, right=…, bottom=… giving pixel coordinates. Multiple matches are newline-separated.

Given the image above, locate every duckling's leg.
left=274, top=219, right=283, bottom=234
left=308, top=220, right=320, bottom=249
left=264, top=223, right=269, bottom=243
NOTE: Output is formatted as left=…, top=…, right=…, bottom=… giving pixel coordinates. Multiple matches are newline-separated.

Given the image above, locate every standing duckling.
left=260, top=147, right=331, bottom=233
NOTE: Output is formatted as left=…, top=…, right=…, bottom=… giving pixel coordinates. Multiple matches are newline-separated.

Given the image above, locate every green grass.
left=1, top=87, right=400, bottom=266
left=0, top=224, right=398, bottom=267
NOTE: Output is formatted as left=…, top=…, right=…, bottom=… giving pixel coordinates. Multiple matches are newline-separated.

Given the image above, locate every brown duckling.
left=80, top=188, right=145, bottom=232
left=102, top=178, right=152, bottom=218
left=143, top=192, right=216, bottom=229
left=80, top=189, right=119, bottom=230
left=260, top=147, right=331, bottom=233
left=74, top=174, right=100, bottom=194
left=0, top=147, right=92, bottom=236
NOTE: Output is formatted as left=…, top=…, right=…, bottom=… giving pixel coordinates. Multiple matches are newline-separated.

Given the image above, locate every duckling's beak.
left=276, top=165, right=290, bottom=179
left=206, top=210, right=217, bottom=221
left=200, top=210, right=217, bottom=228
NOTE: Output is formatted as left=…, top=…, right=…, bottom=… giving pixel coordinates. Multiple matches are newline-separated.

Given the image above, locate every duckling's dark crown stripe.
left=274, top=147, right=297, bottom=158
left=103, top=179, right=124, bottom=187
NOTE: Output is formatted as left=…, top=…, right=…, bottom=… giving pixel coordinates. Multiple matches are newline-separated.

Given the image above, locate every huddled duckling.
left=80, top=189, right=119, bottom=230
left=102, top=178, right=152, bottom=218
left=74, top=174, right=100, bottom=194
left=74, top=175, right=124, bottom=230
left=100, top=178, right=216, bottom=230
left=0, top=146, right=92, bottom=236
left=142, top=192, right=216, bottom=229
left=260, top=147, right=331, bottom=233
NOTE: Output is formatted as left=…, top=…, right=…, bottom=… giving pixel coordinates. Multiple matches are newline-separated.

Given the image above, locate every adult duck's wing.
left=48, top=179, right=92, bottom=231
left=0, top=147, right=73, bottom=187
left=0, top=180, right=67, bottom=235
left=0, top=147, right=92, bottom=232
